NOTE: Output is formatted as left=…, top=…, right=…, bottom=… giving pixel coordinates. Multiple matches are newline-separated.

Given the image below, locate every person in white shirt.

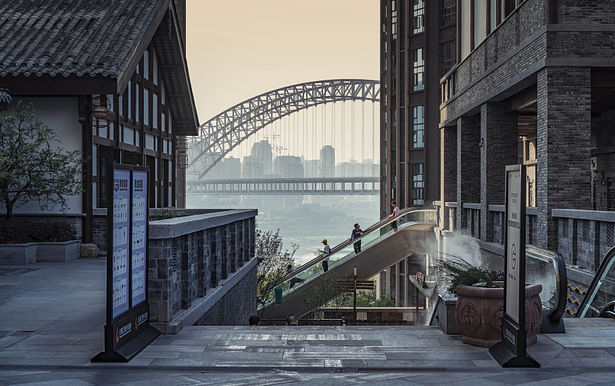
left=390, top=201, right=399, bottom=232
left=321, top=239, right=331, bottom=272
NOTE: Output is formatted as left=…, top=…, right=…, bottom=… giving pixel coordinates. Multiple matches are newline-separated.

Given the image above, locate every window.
left=144, top=88, right=149, bottom=126
left=127, top=81, right=132, bottom=120
left=143, top=50, right=149, bottom=80
left=153, top=94, right=158, bottom=129
left=413, top=48, right=424, bottom=91
left=145, top=134, right=156, bottom=150
left=412, top=106, right=424, bottom=148
left=440, top=41, right=456, bottom=76
left=135, top=83, right=140, bottom=123
left=152, top=49, right=158, bottom=85
left=412, top=163, right=424, bottom=205
left=122, top=126, right=135, bottom=145
left=392, top=0, right=398, bottom=39
left=413, top=0, right=424, bottom=34
left=441, top=0, right=456, bottom=27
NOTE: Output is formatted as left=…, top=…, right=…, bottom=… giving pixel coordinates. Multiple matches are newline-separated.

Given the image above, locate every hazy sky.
left=185, top=0, right=380, bottom=122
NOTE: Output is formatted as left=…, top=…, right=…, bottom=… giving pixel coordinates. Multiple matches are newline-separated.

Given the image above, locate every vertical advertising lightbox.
left=490, top=164, right=539, bottom=368
left=93, top=164, right=159, bottom=363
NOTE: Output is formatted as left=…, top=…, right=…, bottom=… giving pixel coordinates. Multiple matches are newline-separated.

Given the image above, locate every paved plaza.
left=1, top=260, right=615, bottom=385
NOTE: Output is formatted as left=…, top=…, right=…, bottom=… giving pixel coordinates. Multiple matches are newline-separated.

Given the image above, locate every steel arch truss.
left=188, top=79, right=379, bottom=179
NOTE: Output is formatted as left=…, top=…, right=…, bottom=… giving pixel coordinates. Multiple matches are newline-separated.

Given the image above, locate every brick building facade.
left=379, top=0, right=456, bottom=306
left=438, top=0, right=615, bottom=308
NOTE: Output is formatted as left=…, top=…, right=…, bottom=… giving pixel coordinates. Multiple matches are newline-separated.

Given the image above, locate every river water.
left=187, top=194, right=380, bottom=265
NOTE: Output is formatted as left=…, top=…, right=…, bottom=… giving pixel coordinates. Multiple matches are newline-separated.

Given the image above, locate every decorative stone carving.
left=455, top=284, right=542, bottom=348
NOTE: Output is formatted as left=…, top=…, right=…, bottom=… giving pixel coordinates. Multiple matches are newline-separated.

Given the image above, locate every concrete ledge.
left=37, top=240, right=81, bottom=262
left=152, top=257, right=258, bottom=334
left=437, top=294, right=461, bottom=335
left=488, top=205, right=505, bottom=212
left=552, top=209, right=615, bottom=222
left=479, top=240, right=505, bottom=256
left=149, top=209, right=258, bottom=239
left=0, top=243, right=37, bottom=265
left=526, top=207, right=538, bottom=216
left=461, top=202, right=480, bottom=209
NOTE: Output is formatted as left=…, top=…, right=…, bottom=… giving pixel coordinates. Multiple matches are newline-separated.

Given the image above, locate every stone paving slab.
left=2, top=260, right=615, bottom=385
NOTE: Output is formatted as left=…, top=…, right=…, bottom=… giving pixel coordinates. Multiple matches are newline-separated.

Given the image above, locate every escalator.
left=260, top=208, right=437, bottom=319
left=576, top=246, right=615, bottom=319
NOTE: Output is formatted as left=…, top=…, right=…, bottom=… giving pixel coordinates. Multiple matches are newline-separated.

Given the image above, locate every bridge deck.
left=187, top=177, right=380, bottom=195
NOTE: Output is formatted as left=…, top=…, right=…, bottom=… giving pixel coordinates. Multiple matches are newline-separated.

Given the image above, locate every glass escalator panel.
left=578, top=246, right=615, bottom=318
left=266, top=209, right=436, bottom=306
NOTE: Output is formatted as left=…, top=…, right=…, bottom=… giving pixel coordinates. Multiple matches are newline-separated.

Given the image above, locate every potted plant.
left=441, top=259, right=542, bottom=348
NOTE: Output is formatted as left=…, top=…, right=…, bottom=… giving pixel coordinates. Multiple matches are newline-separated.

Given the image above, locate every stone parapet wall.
left=147, top=209, right=257, bottom=333
left=194, top=262, right=257, bottom=326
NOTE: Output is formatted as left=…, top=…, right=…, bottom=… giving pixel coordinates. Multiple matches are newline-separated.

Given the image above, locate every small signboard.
left=93, top=164, right=159, bottom=362
left=490, top=164, right=539, bottom=368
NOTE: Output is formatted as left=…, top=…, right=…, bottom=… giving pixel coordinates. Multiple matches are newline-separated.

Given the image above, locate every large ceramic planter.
left=455, top=284, right=542, bottom=348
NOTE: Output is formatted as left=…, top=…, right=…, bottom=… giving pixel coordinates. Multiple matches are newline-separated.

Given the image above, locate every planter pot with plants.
left=442, top=260, right=542, bottom=348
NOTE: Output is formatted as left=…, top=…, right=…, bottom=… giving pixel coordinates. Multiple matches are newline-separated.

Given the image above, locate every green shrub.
left=0, top=222, right=75, bottom=243
left=438, top=259, right=504, bottom=293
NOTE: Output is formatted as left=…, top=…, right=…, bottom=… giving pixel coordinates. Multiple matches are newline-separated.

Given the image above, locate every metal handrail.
left=577, top=245, right=615, bottom=318
left=271, top=207, right=435, bottom=290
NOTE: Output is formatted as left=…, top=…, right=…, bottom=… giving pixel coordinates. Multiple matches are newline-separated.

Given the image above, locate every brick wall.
left=456, top=115, right=481, bottom=230
left=480, top=103, right=517, bottom=242
left=558, top=0, right=615, bottom=24
left=536, top=67, right=592, bottom=250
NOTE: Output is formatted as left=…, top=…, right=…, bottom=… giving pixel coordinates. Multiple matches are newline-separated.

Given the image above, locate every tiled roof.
left=0, top=0, right=199, bottom=135
left=0, top=0, right=165, bottom=79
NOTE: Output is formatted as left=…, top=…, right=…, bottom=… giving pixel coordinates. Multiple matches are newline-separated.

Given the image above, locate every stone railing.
left=148, top=209, right=257, bottom=333
left=553, top=209, right=615, bottom=272
left=437, top=202, right=540, bottom=248
left=461, top=203, right=481, bottom=239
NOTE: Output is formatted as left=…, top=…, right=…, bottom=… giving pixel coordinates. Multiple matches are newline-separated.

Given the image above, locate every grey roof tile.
left=0, top=0, right=165, bottom=79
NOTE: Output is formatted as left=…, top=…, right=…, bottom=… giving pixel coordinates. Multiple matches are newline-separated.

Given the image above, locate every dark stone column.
left=216, top=228, right=225, bottom=280
left=480, top=103, right=518, bottom=242
left=536, top=67, right=592, bottom=250
left=457, top=114, right=481, bottom=230
left=441, top=125, right=457, bottom=230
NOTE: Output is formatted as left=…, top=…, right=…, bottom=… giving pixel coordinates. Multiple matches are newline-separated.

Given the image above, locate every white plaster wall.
left=5, top=97, right=83, bottom=215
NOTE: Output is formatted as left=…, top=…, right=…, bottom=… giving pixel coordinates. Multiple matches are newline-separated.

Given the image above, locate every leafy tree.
left=256, top=228, right=297, bottom=311
left=304, top=274, right=340, bottom=317
left=328, top=289, right=395, bottom=308
left=0, top=102, right=82, bottom=219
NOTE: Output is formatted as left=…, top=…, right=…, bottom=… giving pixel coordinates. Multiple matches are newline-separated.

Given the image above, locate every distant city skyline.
left=205, top=139, right=378, bottom=180
left=185, top=1, right=380, bottom=168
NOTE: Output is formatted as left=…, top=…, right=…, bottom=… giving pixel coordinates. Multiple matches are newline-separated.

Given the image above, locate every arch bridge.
left=187, top=79, right=380, bottom=179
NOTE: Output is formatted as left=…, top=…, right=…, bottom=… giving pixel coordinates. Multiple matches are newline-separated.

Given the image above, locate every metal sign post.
left=490, top=164, right=539, bottom=367
left=93, top=164, right=159, bottom=362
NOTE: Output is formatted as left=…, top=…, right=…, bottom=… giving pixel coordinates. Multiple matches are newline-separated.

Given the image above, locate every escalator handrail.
left=525, top=245, right=567, bottom=321
left=273, top=207, right=436, bottom=289
left=577, top=245, right=615, bottom=318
